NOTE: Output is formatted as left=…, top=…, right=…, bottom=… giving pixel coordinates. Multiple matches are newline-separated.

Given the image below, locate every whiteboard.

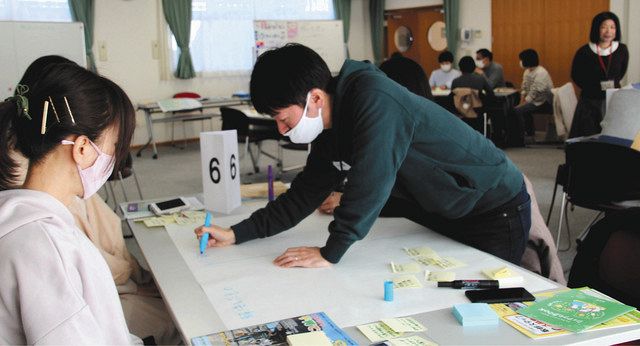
left=254, top=20, right=345, bottom=73
left=0, top=21, right=86, bottom=100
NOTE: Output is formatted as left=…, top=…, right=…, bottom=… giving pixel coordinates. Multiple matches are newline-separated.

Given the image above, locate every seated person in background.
left=0, top=60, right=136, bottom=344
left=475, top=48, right=506, bottom=89
left=515, top=49, right=554, bottom=137
left=9, top=55, right=180, bottom=345
left=379, top=52, right=433, bottom=100
left=429, top=51, right=461, bottom=90
left=452, top=56, right=495, bottom=101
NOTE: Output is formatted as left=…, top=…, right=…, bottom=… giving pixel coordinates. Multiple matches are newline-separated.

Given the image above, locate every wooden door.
left=492, top=0, right=609, bottom=88
left=543, top=0, right=609, bottom=86
left=492, top=0, right=545, bottom=87
left=385, top=7, right=444, bottom=74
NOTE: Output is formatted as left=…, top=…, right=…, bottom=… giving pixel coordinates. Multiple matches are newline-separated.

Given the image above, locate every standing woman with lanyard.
left=569, top=11, right=628, bottom=138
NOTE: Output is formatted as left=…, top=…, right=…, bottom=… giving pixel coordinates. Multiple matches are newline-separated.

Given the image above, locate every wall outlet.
left=474, top=30, right=483, bottom=39
left=98, top=41, right=108, bottom=61
left=151, top=40, right=159, bottom=60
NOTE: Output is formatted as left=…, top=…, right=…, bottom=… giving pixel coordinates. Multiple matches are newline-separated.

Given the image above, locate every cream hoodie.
left=0, top=189, right=132, bottom=345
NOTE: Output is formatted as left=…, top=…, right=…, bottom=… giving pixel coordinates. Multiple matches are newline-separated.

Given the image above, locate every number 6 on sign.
left=200, top=130, right=241, bottom=214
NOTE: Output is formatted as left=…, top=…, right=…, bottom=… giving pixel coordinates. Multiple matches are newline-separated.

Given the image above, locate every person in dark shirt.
left=475, top=49, right=506, bottom=89
left=378, top=52, right=433, bottom=100
left=452, top=56, right=495, bottom=99
left=569, top=11, right=629, bottom=138
left=194, top=44, right=530, bottom=267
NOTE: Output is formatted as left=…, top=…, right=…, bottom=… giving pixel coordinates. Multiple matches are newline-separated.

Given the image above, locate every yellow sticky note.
left=492, top=267, right=512, bottom=279
left=393, top=275, right=423, bottom=289
left=286, top=331, right=332, bottom=346
left=391, top=262, right=422, bottom=274
left=381, top=317, right=426, bottom=332
left=404, top=246, right=439, bottom=258
left=415, top=256, right=438, bottom=266
left=425, top=270, right=456, bottom=282
left=432, top=257, right=466, bottom=269
left=357, top=322, right=402, bottom=342
left=143, top=217, right=168, bottom=228
left=390, top=335, right=438, bottom=346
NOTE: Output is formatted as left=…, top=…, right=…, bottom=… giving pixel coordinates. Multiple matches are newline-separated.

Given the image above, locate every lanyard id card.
left=600, top=80, right=615, bottom=91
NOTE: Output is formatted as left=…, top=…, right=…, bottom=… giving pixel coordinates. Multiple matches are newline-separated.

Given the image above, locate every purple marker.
left=267, top=165, right=274, bottom=201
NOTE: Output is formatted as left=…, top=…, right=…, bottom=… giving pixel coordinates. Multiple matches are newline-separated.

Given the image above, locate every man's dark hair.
left=438, top=51, right=454, bottom=63
left=476, top=48, right=493, bottom=61
left=589, top=11, right=621, bottom=43
left=458, top=56, right=476, bottom=74
left=250, top=43, right=332, bottom=116
left=519, top=49, right=539, bottom=68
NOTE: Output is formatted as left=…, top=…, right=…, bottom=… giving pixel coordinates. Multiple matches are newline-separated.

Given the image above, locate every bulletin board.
left=254, top=20, right=345, bottom=73
left=0, top=21, right=86, bottom=100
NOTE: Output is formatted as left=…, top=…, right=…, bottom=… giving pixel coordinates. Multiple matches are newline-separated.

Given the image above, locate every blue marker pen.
left=200, top=212, right=212, bottom=254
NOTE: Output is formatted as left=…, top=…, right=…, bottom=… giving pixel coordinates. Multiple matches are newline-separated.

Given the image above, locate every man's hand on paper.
left=273, top=246, right=332, bottom=268
left=194, top=225, right=236, bottom=247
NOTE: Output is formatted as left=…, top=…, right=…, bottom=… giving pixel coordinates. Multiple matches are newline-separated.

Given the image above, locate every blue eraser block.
left=452, top=303, right=499, bottom=326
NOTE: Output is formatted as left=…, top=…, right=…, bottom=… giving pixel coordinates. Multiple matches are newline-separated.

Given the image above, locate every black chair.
left=546, top=137, right=640, bottom=250
left=104, top=153, right=143, bottom=211
left=220, top=106, right=281, bottom=173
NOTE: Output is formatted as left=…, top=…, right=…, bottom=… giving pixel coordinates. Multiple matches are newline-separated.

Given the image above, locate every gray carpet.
left=107, top=139, right=601, bottom=281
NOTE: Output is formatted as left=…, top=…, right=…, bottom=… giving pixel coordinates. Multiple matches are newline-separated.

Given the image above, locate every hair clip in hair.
left=63, top=96, right=76, bottom=125
left=48, top=96, right=60, bottom=123
left=13, top=84, right=32, bottom=120
left=41, top=100, right=50, bottom=135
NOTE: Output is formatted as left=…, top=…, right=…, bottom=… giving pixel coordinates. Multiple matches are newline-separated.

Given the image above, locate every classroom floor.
left=106, top=138, right=601, bottom=283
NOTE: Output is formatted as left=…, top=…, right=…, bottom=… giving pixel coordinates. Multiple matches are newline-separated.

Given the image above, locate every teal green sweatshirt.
left=232, top=60, right=523, bottom=263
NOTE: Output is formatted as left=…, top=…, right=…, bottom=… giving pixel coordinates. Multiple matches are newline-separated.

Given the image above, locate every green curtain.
left=333, top=0, right=351, bottom=58
left=68, top=0, right=96, bottom=72
left=162, top=0, right=195, bottom=79
left=369, top=0, right=385, bottom=65
left=444, top=0, right=460, bottom=60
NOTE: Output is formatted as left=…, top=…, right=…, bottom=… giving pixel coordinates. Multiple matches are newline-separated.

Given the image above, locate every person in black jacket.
left=378, top=52, right=433, bottom=100
left=569, top=11, right=629, bottom=138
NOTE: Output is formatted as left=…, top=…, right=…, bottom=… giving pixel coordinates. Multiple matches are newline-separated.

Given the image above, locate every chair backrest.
left=452, top=87, right=482, bottom=118
left=108, top=152, right=133, bottom=181
left=601, top=89, right=640, bottom=141
left=220, top=107, right=250, bottom=138
left=554, top=83, right=577, bottom=134
left=564, top=139, right=640, bottom=209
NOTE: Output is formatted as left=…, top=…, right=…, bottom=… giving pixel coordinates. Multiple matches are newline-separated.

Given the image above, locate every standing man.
left=475, top=48, right=506, bottom=89
left=196, top=44, right=530, bottom=268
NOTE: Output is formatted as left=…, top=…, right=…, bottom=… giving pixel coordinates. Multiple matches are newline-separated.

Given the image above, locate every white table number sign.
left=200, top=130, right=241, bottom=214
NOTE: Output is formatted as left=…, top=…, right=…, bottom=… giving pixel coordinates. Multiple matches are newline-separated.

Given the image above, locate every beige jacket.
left=452, top=87, right=483, bottom=118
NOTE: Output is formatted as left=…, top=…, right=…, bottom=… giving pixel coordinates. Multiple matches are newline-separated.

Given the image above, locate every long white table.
left=128, top=199, right=640, bottom=345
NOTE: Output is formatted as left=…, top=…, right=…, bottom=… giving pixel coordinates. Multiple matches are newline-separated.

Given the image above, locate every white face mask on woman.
left=441, top=63, right=452, bottom=72
left=61, top=139, right=115, bottom=199
left=284, top=92, right=324, bottom=144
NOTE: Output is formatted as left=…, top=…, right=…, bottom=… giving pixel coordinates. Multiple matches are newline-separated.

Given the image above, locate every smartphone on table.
left=149, top=197, right=189, bottom=215
left=465, top=287, right=535, bottom=304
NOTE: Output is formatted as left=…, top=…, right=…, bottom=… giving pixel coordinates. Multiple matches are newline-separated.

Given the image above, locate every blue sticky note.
left=452, top=303, right=499, bottom=326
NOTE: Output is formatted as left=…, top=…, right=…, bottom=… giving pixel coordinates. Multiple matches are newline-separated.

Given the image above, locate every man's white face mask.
left=441, top=63, right=452, bottom=72
left=284, top=92, right=323, bottom=144
left=475, top=59, right=485, bottom=69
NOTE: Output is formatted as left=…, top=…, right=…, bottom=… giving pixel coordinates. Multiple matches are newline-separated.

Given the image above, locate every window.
left=170, top=0, right=334, bottom=76
left=0, top=0, right=71, bottom=22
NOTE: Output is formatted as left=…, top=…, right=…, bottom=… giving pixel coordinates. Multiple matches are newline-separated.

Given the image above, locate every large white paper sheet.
left=166, top=201, right=557, bottom=330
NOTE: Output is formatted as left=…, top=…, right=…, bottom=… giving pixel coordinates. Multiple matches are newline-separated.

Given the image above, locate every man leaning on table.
left=195, top=44, right=531, bottom=268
